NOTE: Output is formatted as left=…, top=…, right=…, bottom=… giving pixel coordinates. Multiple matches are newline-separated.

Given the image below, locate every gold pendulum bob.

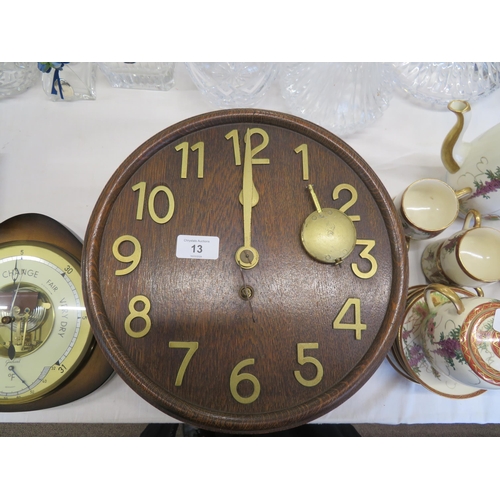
left=301, top=184, right=357, bottom=264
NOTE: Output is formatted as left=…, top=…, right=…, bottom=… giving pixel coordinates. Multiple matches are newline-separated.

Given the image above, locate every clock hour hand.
left=235, top=129, right=259, bottom=270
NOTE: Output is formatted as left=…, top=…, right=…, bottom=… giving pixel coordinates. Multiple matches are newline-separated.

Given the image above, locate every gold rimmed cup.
left=422, top=209, right=500, bottom=287
left=393, top=178, right=471, bottom=240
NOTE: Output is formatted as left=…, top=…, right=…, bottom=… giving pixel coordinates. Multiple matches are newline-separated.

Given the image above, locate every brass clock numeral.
left=124, top=295, right=151, bottom=338
left=230, top=358, right=261, bottom=404
left=248, top=128, right=270, bottom=162
left=294, top=143, right=309, bottom=180
left=175, top=141, right=205, bottom=178
left=225, top=129, right=242, bottom=165
left=132, top=181, right=175, bottom=224
left=168, top=341, right=199, bottom=386
left=225, top=128, right=270, bottom=166
left=112, top=235, right=142, bottom=275
left=332, top=183, right=361, bottom=222
left=333, top=298, right=367, bottom=340
left=294, top=343, right=324, bottom=387
left=351, top=239, right=378, bottom=279
left=234, top=128, right=271, bottom=270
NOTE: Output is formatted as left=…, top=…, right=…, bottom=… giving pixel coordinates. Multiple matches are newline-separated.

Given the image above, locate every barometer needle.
left=8, top=366, right=30, bottom=388
left=8, top=259, right=23, bottom=360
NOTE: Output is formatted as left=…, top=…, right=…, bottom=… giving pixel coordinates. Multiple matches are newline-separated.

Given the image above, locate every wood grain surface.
left=83, top=109, right=408, bottom=433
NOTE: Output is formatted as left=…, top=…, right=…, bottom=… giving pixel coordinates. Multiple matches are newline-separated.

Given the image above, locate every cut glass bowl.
left=392, top=62, right=500, bottom=107
left=185, top=62, right=278, bottom=109
left=279, top=63, right=394, bottom=137
left=0, top=62, right=39, bottom=98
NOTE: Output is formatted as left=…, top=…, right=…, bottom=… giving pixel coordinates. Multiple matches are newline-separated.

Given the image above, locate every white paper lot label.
left=176, top=235, right=219, bottom=260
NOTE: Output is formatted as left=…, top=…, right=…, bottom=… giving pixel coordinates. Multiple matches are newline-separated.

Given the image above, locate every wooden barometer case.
left=0, top=213, right=113, bottom=412
left=83, top=109, right=408, bottom=433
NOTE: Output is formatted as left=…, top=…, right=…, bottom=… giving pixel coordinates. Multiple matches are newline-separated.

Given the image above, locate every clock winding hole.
left=239, top=285, right=254, bottom=301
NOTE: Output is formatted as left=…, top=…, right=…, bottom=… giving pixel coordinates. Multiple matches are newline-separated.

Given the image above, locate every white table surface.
left=2, top=62, right=500, bottom=425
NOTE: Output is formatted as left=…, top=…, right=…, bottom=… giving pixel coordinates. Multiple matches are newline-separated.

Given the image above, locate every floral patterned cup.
left=393, top=179, right=471, bottom=240
left=421, top=209, right=500, bottom=287
left=422, top=284, right=500, bottom=389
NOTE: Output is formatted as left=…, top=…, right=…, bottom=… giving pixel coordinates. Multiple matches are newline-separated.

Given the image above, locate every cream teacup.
left=393, top=178, right=471, bottom=240
left=422, top=284, right=500, bottom=389
left=421, top=209, right=500, bottom=287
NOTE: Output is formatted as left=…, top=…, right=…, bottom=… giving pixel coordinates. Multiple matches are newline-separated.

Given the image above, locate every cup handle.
left=462, top=209, right=481, bottom=230
left=425, top=283, right=465, bottom=315
left=455, top=187, right=472, bottom=200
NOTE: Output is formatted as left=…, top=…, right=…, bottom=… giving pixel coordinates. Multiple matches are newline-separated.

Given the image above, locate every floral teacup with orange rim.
left=422, top=284, right=500, bottom=390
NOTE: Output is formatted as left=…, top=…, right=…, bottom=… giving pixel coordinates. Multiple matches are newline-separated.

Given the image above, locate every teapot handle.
left=425, top=284, right=465, bottom=315
left=441, top=100, right=471, bottom=174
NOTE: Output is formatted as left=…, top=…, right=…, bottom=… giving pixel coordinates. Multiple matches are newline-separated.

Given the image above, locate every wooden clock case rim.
left=82, top=109, right=409, bottom=433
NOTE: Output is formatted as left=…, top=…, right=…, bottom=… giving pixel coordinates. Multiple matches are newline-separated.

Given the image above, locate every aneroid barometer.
left=0, top=214, right=113, bottom=412
left=82, top=109, right=408, bottom=433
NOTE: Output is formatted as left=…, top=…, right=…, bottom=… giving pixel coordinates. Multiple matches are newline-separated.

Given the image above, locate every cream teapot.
left=441, top=99, right=500, bottom=220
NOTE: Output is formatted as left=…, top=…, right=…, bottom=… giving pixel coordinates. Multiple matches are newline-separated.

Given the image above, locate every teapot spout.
left=441, top=100, right=471, bottom=174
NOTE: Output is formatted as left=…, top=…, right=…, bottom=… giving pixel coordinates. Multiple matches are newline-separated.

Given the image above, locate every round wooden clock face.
left=83, top=109, right=408, bottom=433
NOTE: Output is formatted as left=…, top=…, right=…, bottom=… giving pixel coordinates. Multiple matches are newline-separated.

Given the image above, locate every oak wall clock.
left=0, top=213, right=113, bottom=412
left=83, top=109, right=408, bottom=433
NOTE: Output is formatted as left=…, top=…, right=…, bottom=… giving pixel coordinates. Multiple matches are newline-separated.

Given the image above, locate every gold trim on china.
left=441, top=100, right=471, bottom=174
left=396, top=287, right=485, bottom=399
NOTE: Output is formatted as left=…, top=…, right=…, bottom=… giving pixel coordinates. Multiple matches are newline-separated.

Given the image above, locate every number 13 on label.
left=176, top=235, right=220, bottom=260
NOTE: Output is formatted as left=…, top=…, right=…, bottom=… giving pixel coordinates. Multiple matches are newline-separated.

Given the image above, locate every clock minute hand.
left=235, top=129, right=259, bottom=270
left=242, top=128, right=255, bottom=249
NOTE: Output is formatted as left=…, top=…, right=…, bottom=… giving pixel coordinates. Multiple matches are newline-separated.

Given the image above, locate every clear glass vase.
left=41, top=62, right=96, bottom=101
left=0, top=62, right=39, bottom=99
left=98, top=62, right=175, bottom=91
left=185, top=62, right=278, bottom=108
left=279, top=63, right=394, bottom=137
left=392, top=62, right=500, bottom=107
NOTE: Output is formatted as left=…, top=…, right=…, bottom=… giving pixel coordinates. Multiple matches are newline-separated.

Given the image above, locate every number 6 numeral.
left=230, top=358, right=261, bottom=404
